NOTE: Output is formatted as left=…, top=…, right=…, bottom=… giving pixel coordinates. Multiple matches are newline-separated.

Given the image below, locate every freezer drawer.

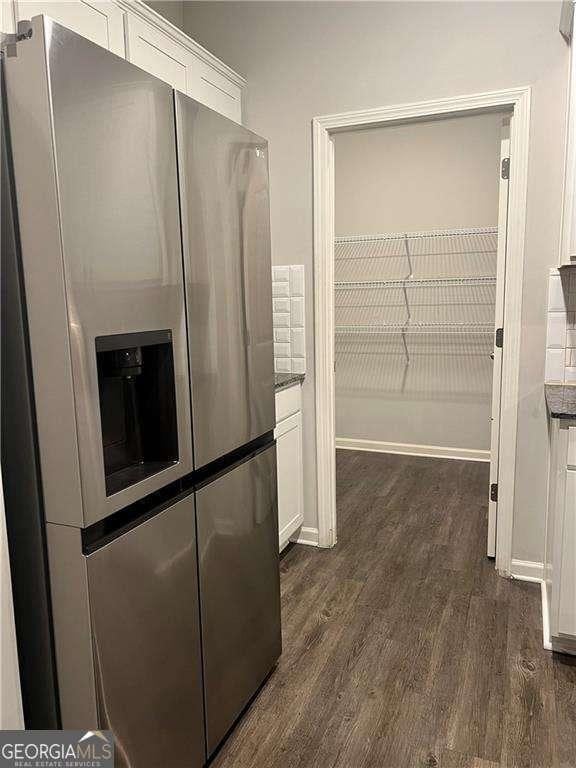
left=86, top=496, right=205, bottom=768
left=196, top=445, right=281, bottom=755
left=175, top=92, right=275, bottom=468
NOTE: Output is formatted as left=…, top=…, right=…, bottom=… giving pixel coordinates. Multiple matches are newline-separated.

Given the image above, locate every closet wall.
left=334, top=113, right=505, bottom=455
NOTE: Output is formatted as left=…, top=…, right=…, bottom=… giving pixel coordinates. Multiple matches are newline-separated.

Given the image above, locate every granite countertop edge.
left=545, top=383, right=576, bottom=419
left=274, top=373, right=305, bottom=392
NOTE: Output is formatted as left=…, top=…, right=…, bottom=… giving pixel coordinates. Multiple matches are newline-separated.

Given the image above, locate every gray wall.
left=183, top=1, right=569, bottom=563
left=335, top=114, right=502, bottom=235
left=334, top=114, right=502, bottom=452
left=144, top=1, right=184, bottom=29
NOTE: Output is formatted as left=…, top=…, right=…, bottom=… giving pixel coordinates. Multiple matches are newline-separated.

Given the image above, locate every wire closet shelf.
left=334, top=227, right=498, bottom=344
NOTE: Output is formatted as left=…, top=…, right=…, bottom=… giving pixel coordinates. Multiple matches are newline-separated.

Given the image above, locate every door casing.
left=312, top=87, right=531, bottom=577
left=488, top=125, right=511, bottom=558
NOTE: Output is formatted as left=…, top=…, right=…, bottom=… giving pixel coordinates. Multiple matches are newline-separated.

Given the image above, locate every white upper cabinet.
left=7, top=1, right=245, bottom=124
left=186, top=53, right=242, bottom=123
left=124, top=11, right=189, bottom=93
left=124, top=6, right=243, bottom=122
left=15, top=1, right=125, bottom=56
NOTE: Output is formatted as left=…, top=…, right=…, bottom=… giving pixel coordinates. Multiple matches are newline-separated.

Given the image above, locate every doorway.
left=312, top=88, right=530, bottom=576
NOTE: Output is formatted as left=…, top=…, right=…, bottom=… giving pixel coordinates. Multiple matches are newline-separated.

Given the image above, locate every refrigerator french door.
left=196, top=445, right=281, bottom=756
left=174, top=92, right=275, bottom=468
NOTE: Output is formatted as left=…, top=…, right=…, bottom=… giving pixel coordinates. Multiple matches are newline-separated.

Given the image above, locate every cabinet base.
left=541, top=581, right=576, bottom=656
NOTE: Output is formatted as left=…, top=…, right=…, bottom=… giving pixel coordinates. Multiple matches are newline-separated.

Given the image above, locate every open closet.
left=333, top=111, right=510, bottom=554
left=334, top=227, right=497, bottom=451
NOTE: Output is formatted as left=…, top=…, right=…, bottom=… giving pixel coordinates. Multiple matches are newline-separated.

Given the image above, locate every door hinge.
left=495, top=327, right=504, bottom=348
left=501, top=157, right=510, bottom=180
left=490, top=483, right=498, bottom=503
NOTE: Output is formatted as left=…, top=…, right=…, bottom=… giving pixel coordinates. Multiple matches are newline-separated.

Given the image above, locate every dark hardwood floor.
left=212, top=451, right=576, bottom=768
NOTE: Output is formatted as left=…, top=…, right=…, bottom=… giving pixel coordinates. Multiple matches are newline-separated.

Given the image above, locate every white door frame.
left=312, top=87, right=531, bottom=576
left=487, top=127, right=511, bottom=558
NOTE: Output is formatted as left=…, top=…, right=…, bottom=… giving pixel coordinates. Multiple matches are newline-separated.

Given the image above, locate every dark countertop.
left=274, top=373, right=305, bottom=392
left=545, top=383, right=576, bottom=419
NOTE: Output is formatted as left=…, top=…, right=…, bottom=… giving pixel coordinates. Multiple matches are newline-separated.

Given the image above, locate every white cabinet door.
left=275, top=383, right=301, bottom=423
left=186, top=58, right=242, bottom=124
left=275, top=409, right=304, bottom=552
left=124, top=12, right=189, bottom=93
left=125, top=12, right=242, bottom=121
left=15, top=2, right=125, bottom=56
left=558, top=468, right=576, bottom=637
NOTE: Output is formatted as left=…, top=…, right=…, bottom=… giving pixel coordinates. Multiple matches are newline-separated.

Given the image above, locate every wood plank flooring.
left=212, top=452, right=576, bottom=768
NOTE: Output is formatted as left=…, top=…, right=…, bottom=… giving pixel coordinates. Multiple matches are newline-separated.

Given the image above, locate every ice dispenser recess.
left=96, top=330, right=179, bottom=496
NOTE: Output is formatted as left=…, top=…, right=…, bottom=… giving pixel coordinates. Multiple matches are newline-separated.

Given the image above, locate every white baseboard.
left=510, top=558, right=544, bottom=582
left=279, top=514, right=304, bottom=552
left=335, top=437, right=490, bottom=463
left=295, top=526, right=319, bottom=547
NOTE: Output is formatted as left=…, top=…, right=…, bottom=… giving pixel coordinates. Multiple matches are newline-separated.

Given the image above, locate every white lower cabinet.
left=545, top=418, right=576, bottom=654
left=559, top=470, right=576, bottom=636
left=275, top=386, right=304, bottom=552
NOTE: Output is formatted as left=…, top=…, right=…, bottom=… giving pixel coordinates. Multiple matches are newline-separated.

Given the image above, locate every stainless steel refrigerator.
left=1, top=15, right=280, bottom=767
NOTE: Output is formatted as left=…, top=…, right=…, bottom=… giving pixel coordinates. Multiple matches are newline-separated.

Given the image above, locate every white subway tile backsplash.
left=274, top=342, right=291, bottom=358
left=272, top=281, right=290, bottom=298
left=290, top=297, right=305, bottom=328
left=273, top=298, right=290, bottom=313
left=272, top=264, right=306, bottom=374
left=547, top=311, right=567, bottom=348
left=275, top=357, right=292, bottom=373
left=290, top=265, right=305, bottom=297
left=273, top=312, right=290, bottom=328
left=274, top=328, right=290, bottom=343
left=546, top=348, right=565, bottom=382
left=291, top=358, right=306, bottom=374
left=272, top=266, right=290, bottom=283
left=291, top=328, right=305, bottom=358
left=548, top=274, right=564, bottom=311
left=543, top=269, right=576, bottom=383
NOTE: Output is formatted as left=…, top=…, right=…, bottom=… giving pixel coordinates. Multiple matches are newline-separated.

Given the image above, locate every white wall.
left=183, top=1, right=569, bottom=563
left=334, top=113, right=502, bottom=453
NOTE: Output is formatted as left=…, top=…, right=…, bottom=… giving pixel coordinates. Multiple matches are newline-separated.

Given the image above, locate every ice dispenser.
left=96, top=330, right=179, bottom=497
